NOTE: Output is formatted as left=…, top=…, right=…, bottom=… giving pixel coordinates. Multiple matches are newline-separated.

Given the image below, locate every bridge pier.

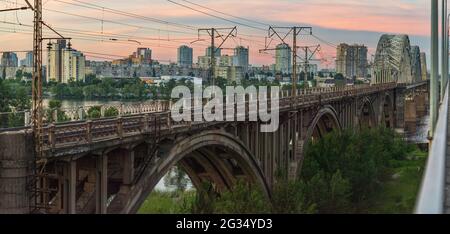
left=0, top=130, right=33, bottom=214
left=395, top=89, right=406, bottom=129
left=64, top=160, right=77, bottom=214
left=416, top=93, right=427, bottom=117
left=405, top=97, right=418, bottom=132
left=96, top=154, right=108, bottom=214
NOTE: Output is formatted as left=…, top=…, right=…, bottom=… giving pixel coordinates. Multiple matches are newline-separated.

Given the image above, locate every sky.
left=0, top=0, right=434, bottom=68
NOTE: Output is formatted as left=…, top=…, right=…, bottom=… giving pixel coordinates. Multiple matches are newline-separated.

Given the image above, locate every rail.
left=415, top=83, right=448, bottom=214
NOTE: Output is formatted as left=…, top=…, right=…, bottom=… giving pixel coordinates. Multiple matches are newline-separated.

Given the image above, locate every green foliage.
left=213, top=180, right=270, bottom=214
left=46, top=99, right=69, bottom=123
left=0, top=79, right=31, bottom=127
left=164, top=166, right=190, bottom=192
left=138, top=190, right=195, bottom=214
left=104, top=107, right=119, bottom=117
left=15, top=70, right=23, bottom=79
left=334, top=73, right=345, bottom=80
left=87, top=106, right=102, bottom=119
left=2, top=67, right=6, bottom=79
left=271, top=179, right=316, bottom=214
left=302, top=127, right=419, bottom=213
left=190, top=182, right=217, bottom=214
left=23, top=72, right=32, bottom=79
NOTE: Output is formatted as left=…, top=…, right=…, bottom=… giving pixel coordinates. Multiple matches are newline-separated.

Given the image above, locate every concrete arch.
left=358, top=97, right=377, bottom=129
left=306, top=105, right=342, bottom=142
left=295, top=106, right=342, bottom=177
left=126, top=130, right=270, bottom=213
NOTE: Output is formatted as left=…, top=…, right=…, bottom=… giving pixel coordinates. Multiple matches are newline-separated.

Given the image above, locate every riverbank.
left=360, top=150, right=427, bottom=213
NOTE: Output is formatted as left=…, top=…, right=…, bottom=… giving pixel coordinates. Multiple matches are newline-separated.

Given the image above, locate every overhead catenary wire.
left=0, top=0, right=343, bottom=65
left=167, top=0, right=267, bottom=32
left=53, top=0, right=197, bottom=31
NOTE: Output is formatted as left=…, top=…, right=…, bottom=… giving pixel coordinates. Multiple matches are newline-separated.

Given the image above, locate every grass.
left=365, top=150, right=427, bottom=214
left=138, top=190, right=196, bottom=214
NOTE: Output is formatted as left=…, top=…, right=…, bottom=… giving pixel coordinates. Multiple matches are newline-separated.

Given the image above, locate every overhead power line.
left=53, top=0, right=197, bottom=31
left=167, top=0, right=267, bottom=32
left=179, top=0, right=269, bottom=27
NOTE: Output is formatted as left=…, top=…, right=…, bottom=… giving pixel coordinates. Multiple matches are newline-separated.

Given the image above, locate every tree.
left=213, top=180, right=270, bottom=214
left=15, top=70, right=23, bottom=80
left=302, top=127, right=415, bottom=212
left=334, top=73, right=345, bottom=80
left=84, top=74, right=100, bottom=85
left=23, top=72, right=32, bottom=80
left=87, top=106, right=102, bottom=119
left=2, top=67, right=6, bottom=80
left=46, top=100, right=68, bottom=123
left=104, top=107, right=119, bottom=117
left=164, top=166, right=190, bottom=192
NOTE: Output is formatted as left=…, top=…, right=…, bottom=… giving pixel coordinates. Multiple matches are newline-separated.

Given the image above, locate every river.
left=42, top=99, right=143, bottom=109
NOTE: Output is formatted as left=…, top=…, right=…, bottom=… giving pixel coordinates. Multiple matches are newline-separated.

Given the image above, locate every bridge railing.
left=415, top=83, right=448, bottom=214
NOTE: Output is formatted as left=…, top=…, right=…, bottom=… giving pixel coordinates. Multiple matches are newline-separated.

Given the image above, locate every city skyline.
left=0, top=0, right=430, bottom=68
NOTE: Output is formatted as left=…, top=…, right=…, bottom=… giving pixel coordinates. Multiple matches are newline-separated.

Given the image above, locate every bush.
left=104, top=107, right=119, bottom=117
left=302, top=127, right=416, bottom=212
left=87, top=106, right=102, bottom=119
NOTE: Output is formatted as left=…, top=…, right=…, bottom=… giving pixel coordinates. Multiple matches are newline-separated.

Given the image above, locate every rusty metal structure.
left=195, top=27, right=237, bottom=86
left=260, top=26, right=313, bottom=95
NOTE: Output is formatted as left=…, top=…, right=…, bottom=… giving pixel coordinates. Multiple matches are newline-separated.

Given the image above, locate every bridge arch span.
left=381, top=93, right=395, bottom=128
left=307, top=105, right=342, bottom=141
left=358, top=97, right=377, bottom=129
left=294, top=106, right=342, bottom=177
left=126, top=130, right=270, bottom=213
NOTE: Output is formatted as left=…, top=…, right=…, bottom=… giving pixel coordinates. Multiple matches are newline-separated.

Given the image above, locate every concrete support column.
left=67, top=160, right=77, bottom=214
left=122, top=151, right=135, bottom=186
left=0, top=131, right=33, bottom=214
left=278, top=124, right=284, bottom=175
left=96, top=155, right=108, bottom=214
left=395, top=90, right=406, bottom=129
left=404, top=98, right=417, bottom=132
left=416, top=94, right=427, bottom=117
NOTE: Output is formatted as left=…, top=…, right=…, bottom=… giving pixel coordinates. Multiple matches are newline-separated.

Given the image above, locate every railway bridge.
left=0, top=82, right=429, bottom=214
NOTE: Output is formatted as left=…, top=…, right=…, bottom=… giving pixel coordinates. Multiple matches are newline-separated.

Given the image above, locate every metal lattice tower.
left=260, top=26, right=312, bottom=95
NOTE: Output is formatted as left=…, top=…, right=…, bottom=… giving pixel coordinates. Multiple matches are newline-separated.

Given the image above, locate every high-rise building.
left=335, top=43, right=368, bottom=79
left=177, top=45, right=193, bottom=67
left=62, top=50, right=86, bottom=83
left=136, top=48, right=152, bottom=65
left=206, top=46, right=221, bottom=57
left=275, top=43, right=291, bottom=74
left=20, top=52, right=33, bottom=67
left=218, top=55, right=234, bottom=67
left=1, top=52, right=18, bottom=67
left=233, top=46, right=249, bottom=71
left=47, top=40, right=85, bottom=83
left=47, top=39, right=66, bottom=82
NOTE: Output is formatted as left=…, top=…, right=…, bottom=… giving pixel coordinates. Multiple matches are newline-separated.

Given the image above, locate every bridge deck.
left=37, top=83, right=400, bottom=155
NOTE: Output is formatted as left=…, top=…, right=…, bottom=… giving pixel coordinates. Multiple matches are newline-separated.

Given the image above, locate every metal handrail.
left=415, top=83, right=448, bottom=214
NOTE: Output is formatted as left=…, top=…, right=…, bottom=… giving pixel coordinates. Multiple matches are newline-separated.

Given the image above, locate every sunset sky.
left=0, top=0, right=433, bottom=68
